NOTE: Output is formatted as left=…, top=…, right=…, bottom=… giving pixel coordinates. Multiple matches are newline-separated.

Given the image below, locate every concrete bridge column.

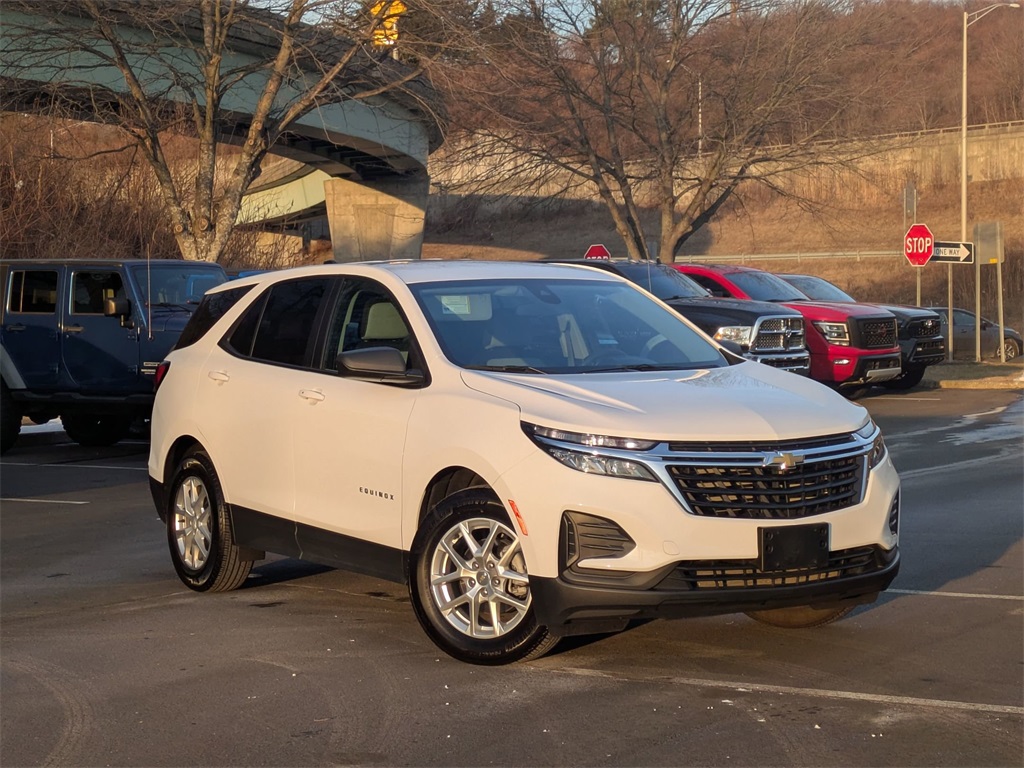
left=324, top=173, right=428, bottom=262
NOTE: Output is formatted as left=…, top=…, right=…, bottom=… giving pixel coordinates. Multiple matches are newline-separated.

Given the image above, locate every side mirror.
left=717, top=339, right=747, bottom=363
left=336, top=347, right=424, bottom=386
left=980, top=319, right=992, bottom=330
left=104, top=297, right=134, bottom=328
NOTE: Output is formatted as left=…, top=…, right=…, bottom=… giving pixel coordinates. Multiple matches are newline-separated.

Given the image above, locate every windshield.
left=613, top=262, right=709, bottom=300
left=130, top=264, right=227, bottom=307
left=411, top=278, right=727, bottom=374
left=782, top=275, right=854, bottom=302
left=729, top=270, right=808, bottom=302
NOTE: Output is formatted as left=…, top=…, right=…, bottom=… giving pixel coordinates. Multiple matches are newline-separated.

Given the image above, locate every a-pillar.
left=324, top=172, right=428, bottom=262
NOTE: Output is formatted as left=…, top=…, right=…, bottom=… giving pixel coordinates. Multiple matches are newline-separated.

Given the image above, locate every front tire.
left=410, top=489, right=557, bottom=665
left=746, top=601, right=859, bottom=629
left=166, top=449, right=251, bottom=592
left=61, top=413, right=133, bottom=447
left=1, top=382, right=21, bottom=455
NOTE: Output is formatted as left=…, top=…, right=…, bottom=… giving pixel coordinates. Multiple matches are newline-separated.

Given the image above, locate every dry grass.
left=922, top=360, right=1024, bottom=389
left=423, top=177, right=1023, bottom=329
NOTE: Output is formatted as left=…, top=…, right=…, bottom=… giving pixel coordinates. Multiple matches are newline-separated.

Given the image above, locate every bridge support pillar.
left=324, top=173, right=428, bottom=262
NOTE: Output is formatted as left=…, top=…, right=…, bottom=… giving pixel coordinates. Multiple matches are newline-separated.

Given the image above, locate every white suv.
left=148, top=261, right=900, bottom=665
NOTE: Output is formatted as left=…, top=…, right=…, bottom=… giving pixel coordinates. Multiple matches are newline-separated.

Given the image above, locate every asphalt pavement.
left=1, top=389, right=1021, bottom=767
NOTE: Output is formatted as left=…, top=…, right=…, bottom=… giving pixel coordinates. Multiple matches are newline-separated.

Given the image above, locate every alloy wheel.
left=428, top=517, right=531, bottom=639
left=172, top=475, right=213, bottom=571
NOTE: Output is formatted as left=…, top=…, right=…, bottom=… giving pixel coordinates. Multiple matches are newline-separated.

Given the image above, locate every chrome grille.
left=752, top=316, right=805, bottom=352
left=664, top=433, right=870, bottom=520
left=859, top=318, right=897, bottom=349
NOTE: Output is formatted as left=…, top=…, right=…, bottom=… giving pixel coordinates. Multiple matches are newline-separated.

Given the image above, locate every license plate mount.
left=759, top=523, right=830, bottom=572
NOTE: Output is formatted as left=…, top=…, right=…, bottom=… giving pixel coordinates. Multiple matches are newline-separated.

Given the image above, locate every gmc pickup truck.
left=1, top=259, right=227, bottom=453
left=674, top=263, right=901, bottom=396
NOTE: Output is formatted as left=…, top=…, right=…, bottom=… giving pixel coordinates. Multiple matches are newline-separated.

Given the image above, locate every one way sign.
left=931, top=241, right=974, bottom=264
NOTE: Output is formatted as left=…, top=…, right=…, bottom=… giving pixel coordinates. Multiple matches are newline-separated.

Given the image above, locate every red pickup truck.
left=674, top=264, right=901, bottom=395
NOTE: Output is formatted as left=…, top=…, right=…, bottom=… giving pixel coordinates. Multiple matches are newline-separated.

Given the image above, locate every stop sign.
left=904, top=224, right=934, bottom=267
left=583, top=243, right=611, bottom=260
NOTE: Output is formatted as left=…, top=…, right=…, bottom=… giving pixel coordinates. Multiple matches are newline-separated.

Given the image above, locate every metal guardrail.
left=675, top=251, right=903, bottom=264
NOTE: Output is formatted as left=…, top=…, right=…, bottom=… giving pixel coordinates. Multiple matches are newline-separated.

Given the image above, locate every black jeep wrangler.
left=1, top=259, right=227, bottom=453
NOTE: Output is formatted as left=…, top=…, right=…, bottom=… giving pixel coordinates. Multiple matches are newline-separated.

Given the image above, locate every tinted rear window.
left=175, top=286, right=254, bottom=350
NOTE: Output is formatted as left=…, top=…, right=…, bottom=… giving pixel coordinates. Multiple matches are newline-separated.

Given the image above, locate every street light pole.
left=961, top=3, right=1020, bottom=362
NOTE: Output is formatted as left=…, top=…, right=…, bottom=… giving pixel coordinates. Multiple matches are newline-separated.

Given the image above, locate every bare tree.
left=1, top=0, right=453, bottom=263
left=434, top=0, right=910, bottom=263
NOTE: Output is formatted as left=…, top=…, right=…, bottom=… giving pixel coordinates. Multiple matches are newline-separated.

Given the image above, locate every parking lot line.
left=0, top=498, right=90, bottom=505
left=553, top=667, right=1024, bottom=716
left=1, top=462, right=147, bottom=471
left=887, top=588, right=1022, bottom=601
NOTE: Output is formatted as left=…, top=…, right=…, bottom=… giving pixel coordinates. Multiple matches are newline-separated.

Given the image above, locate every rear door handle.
left=6, top=324, right=26, bottom=332
left=208, top=370, right=230, bottom=383
left=299, top=388, right=325, bottom=403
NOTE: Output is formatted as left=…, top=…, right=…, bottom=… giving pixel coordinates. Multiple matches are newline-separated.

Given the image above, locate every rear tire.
left=61, top=413, right=134, bottom=447
left=1, top=382, right=21, bottom=455
left=166, top=449, right=251, bottom=592
left=882, top=367, right=925, bottom=390
left=410, top=489, right=558, bottom=665
left=746, top=601, right=859, bottom=629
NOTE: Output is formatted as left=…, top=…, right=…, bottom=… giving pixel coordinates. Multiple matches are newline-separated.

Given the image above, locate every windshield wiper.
left=147, top=302, right=192, bottom=312
left=582, top=363, right=680, bottom=373
left=467, top=364, right=549, bottom=374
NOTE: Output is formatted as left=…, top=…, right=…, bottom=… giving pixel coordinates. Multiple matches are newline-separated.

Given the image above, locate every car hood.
left=667, top=296, right=802, bottom=317
left=784, top=300, right=894, bottom=319
left=461, top=362, right=866, bottom=442
left=863, top=303, right=938, bottom=321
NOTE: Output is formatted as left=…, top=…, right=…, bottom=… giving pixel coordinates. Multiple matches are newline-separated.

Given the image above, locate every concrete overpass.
left=0, top=3, right=443, bottom=261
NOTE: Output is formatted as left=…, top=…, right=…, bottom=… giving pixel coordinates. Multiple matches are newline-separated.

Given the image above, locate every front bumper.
left=531, top=545, right=899, bottom=635
left=834, top=352, right=901, bottom=387
left=904, top=338, right=945, bottom=367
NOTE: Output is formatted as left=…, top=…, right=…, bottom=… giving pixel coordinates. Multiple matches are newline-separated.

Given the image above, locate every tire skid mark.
left=4, top=657, right=95, bottom=767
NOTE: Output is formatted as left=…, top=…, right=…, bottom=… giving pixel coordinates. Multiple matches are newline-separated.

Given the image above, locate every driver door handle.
left=208, top=370, right=230, bottom=383
left=64, top=325, right=84, bottom=334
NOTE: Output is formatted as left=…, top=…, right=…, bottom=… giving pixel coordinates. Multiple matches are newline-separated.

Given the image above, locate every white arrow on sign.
left=932, top=241, right=975, bottom=264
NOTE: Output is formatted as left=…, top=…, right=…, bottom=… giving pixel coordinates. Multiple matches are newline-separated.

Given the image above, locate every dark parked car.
left=778, top=274, right=945, bottom=390
left=927, top=308, right=1021, bottom=361
left=544, top=259, right=809, bottom=374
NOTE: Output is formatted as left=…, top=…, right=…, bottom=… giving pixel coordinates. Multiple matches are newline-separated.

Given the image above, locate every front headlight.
left=856, top=420, right=887, bottom=468
left=523, top=423, right=658, bottom=481
left=714, top=326, right=753, bottom=346
left=813, top=321, right=851, bottom=346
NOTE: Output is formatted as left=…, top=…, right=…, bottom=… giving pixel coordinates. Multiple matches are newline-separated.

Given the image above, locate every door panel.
left=292, top=279, right=419, bottom=548
left=3, top=269, right=62, bottom=389
left=62, top=270, right=140, bottom=391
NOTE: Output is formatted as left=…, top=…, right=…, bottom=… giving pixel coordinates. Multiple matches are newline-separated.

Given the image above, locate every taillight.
left=154, top=361, right=170, bottom=392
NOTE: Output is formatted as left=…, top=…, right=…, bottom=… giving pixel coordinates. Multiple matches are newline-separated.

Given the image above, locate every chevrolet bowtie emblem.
left=764, top=452, right=804, bottom=471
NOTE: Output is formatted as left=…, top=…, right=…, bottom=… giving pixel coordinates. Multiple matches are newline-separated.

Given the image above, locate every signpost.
left=583, top=244, right=611, bottom=260
left=904, top=224, right=934, bottom=267
left=932, top=241, right=975, bottom=264
left=905, top=223, right=934, bottom=307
